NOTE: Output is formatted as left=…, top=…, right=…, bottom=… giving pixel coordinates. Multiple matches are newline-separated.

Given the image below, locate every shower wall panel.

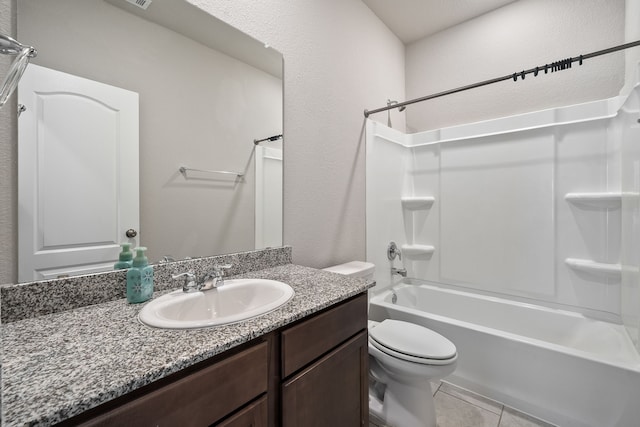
left=555, top=120, right=618, bottom=315
left=367, top=89, right=638, bottom=320
left=406, top=144, right=440, bottom=281
left=620, top=88, right=640, bottom=349
left=365, top=121, right=411, bottom=292
left=438, top=131, right=555, bottom=298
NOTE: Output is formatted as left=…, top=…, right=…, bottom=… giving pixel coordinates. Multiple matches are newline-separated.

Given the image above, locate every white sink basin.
left=138, top=279, right=294, bottom=329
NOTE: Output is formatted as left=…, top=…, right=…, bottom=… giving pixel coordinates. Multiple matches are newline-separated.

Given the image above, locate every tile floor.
left=370, top=381, right=556, bottom=427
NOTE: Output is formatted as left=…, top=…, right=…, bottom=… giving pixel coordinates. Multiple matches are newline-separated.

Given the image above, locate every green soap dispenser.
left=114, top=243, right=134, bottom=270
left=126, top=246, right=154, bottom=304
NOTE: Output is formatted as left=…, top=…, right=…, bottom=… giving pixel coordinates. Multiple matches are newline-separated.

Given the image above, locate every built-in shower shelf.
left=401, top=196, right=435, bottom=210
left=401, top=244, right=435, bottom=257
left=563, top=192, right=638, bottom=208
left=565, top=258, right=621, bottom=279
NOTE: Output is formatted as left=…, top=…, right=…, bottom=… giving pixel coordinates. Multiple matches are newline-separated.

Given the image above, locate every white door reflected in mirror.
left=18, top=64, right=139, bottom=282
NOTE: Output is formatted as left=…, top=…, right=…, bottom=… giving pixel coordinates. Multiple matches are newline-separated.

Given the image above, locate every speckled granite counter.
left=2, top=263, right=374, bottom=426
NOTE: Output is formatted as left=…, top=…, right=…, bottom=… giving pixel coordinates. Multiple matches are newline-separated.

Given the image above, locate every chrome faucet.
left=172, top=264, right=233, bottom=293
left=391, top=267, right=407, bottom=277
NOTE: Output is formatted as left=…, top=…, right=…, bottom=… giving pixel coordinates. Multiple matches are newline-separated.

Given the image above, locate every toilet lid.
left=369, top=319, right=456, bottom=361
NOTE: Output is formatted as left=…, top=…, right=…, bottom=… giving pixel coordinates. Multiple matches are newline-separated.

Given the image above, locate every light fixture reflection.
left=0, top=34, right=37, bottom=108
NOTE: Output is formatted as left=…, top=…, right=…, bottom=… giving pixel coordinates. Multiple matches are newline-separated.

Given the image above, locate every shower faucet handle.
left=387, top=242, right=402, bottom=261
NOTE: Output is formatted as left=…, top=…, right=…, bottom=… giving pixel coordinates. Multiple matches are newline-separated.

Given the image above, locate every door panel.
left=18, top=64, right=139, bottom=281
left=255, top=145, right=283, bottom=249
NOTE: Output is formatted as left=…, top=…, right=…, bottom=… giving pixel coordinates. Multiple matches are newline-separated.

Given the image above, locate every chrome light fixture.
left=0, top=34, right=37, bottom=108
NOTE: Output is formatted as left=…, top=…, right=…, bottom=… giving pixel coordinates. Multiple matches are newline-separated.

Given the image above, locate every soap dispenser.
left=126, top=246, right=154, bottom=304
left=114, top=243, right=134, bottom=270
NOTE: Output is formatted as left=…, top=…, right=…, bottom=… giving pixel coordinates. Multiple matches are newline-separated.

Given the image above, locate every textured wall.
left=405, top=0, right=626, bottom=132
left=623, top=0, right=640, bottom=95
left=0, top=0, right=16, bottom=285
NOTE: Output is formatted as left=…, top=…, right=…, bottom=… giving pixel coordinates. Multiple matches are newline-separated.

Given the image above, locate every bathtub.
left=368, top=281, right=640, bottom=427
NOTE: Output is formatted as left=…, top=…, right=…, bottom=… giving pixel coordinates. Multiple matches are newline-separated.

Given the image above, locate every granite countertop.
left=2, top=263, right=374, bottom=426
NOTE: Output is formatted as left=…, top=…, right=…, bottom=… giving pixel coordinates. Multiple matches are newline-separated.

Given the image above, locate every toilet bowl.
left=323, top=262, right=458, bottom=427
left=368, top=319, right=457, bottom=427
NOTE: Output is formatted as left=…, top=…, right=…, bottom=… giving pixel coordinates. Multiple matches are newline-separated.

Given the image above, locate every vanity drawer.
left=281, top=293, right=367, bottom=378
left=78, top=341, right=268, bottom=427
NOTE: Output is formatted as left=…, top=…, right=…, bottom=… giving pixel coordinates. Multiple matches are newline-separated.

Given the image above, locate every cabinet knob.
left=125, top=228, right=138, bottom=238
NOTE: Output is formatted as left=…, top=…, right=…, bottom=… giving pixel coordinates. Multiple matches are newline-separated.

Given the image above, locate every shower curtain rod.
left=254, top=134, right=283, bottom=145
left=364, top=39, right=640, bottom=118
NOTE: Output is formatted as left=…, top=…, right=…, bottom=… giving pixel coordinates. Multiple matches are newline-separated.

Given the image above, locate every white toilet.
left=324, top=261, right=458, bottom=427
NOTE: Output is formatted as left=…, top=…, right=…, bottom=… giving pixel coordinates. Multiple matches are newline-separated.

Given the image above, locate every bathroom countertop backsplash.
left=0, top=246, right=293, bottom=323
left=1, top=247, right=374, bottom=426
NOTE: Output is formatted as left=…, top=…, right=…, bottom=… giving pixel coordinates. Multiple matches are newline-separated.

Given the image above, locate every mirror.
left=16, top=0, right=283, bottom=282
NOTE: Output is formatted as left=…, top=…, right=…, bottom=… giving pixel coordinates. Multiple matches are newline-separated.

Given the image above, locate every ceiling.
left=361, top=0, right=518, bottom=44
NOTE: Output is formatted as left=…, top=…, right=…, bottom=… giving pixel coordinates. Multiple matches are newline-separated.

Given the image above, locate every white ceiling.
left=361, top=0, right=518, bottom=44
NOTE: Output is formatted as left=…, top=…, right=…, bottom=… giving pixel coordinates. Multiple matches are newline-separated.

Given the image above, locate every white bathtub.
left=369, top=281, right=640, bottom=427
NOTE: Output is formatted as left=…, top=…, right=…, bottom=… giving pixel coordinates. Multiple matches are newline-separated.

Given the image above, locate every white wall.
left=405, top=0, right=625, bottom=132
left=623, top=0, right=640, bottom=95
left=188, top=0, right=406, bottom=268
left=0, top=0, right=406, bottom=282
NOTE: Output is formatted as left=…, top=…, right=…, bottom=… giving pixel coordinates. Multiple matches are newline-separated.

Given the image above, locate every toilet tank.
left=323, top=261, right=375, bottom=281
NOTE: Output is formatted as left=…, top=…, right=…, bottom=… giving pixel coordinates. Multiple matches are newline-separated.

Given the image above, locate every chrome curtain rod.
left=364, top=39, right=640, bottom=118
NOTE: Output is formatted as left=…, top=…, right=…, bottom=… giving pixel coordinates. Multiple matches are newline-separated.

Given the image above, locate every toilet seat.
left=369, top=319, right=457, bottom=365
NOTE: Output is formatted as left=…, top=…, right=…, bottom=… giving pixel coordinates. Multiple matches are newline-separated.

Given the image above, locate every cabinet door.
left=282, top=332, right=368, bottom=427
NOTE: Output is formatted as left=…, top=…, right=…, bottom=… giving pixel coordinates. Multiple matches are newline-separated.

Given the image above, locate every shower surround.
left=366, top=84, right=640, bottom=425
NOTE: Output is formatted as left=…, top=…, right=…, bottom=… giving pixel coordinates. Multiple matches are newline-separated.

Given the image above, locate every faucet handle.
left=172, top=271, right=197, bottom=292
left=199, top=264, right=232, bottom=290
left=387, top=242, right=402, bottom=261
left=212, top=264, right=232, bottom=277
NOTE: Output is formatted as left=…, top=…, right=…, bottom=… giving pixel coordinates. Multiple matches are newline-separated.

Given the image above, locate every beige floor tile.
left=431, top=381, right=442, bottom=395
left=499, top=407, right=556, bottom=427
left=435, top=391, right=500, bottom=427
left=440, top=382, right=503, bottom=415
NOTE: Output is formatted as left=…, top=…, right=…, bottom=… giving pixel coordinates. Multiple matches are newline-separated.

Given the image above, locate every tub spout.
left=391, top=267, right=407, bottom=277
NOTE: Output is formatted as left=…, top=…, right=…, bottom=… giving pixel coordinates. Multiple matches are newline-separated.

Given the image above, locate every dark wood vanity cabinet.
left=282, top=332, right=368, bottom=427
left=62, top=292, right=368, bottom=427
left=69, top=341, right=269, bottom=427
left=280, top=294, right=369, bottom=427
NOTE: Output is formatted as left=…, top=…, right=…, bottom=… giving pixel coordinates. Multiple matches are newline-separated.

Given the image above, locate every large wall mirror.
left=16, top=0, right=283, bottom=283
